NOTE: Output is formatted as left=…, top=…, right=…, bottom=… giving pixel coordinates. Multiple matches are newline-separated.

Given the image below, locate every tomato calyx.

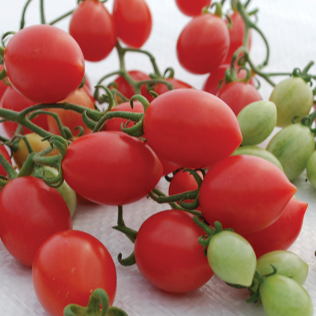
left=292, top=61, right=315, bottom=84
left=64, top=288, right=127, bottom=316
left=202, top=2, right=223, bottom=18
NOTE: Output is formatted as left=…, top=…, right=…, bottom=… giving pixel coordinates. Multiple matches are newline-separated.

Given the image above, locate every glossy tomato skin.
left=33, top=230, right=117, bottom=316
left=217, top=81, right=262, bottom=116
left=0, top=145, right=12, bottom=176
left=199, top=155, right=297, bottom=235
left=144, top=89, right=242, bottom=168
left=4, top=25, right=85, bottom=103
left=47, top=88, right=95, bottom=136
left=62, top=131, right=163, bottom=205
left=134, top=210, right=214, bottom=293
left=0, top=177, right=72, bottom=267
left=69, top=0, right=116, bottom=62
left=113, top=0, right=152, bottom=48
left=0, top=86, right=49, bottom=137
left=175, top=0, right=211, bottom=16
left=224, top=12, right=252, bottom=64
left=242, top=197, right=307, bottom=258
left=177, top=13, right=229, bottom=74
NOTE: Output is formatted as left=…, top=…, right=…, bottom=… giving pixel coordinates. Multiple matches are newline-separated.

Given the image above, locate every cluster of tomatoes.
left=0, top=0, right=315, bottom=316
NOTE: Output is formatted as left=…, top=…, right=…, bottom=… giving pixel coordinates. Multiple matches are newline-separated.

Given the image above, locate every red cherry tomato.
left=62, top=131, right=163, bottom=205
left=199, top=155, right=297, bottom=235
left=224, top=12, right=252, bottom=64
left=0, top=177, right=72, bottom=267
left=242, top=198, right=307, bottom=258
left=0, top=145, right=12, bottom=176
left=175, top=0, right=212, bottom=16
left=47, top=88, right=95, bottom=136
left=0, top=65, right=9, bottom=101
left=176, top=13, right=229, bottom=74
left=33, top=230, right=117, bottom=316
left=113, top=0, right=152, bottom=48
left=69, top=0, right=117, bottom=62
left=134, top=210, right=214, bottom=293
left=217, top=81, right=262, bottom=116
left=0, top=86, right=49, bottom=137
left=4, top=24, right=84, bottom=103
left=144, top=89, right=242, bottom=168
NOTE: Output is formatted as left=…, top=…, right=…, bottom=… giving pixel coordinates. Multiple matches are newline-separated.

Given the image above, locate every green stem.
left=0, top=47, right=4, bottom=59
left=0, top=153, right=17, bottom=180
left=20, top=0, right=33, bottom=29
left=40, top=0, right=46, bottom=24
left=49, top=8, right=74, bottom=25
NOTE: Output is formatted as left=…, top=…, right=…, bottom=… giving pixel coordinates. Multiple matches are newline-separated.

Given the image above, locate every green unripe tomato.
left=32, top=167, right=77, bottom=217
left=237, top=101, right=277, bottom=146
left=232, top=146, right=283, bottom=171
left=267, top=124, right=315, bottom=181
left=306, top=151, right=316, bottom=190
left=269, top=77, right=313, bottom=127
left=259, top=274, right=313, bottom=316
left=207, top=230, right=256, bottom=287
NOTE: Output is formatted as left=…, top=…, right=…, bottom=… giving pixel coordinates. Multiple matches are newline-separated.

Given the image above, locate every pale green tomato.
left=306, top=151, right=316, bottom=190
left=232, top=146, right=283, bottom=171
left=267, top=124, right=315, bottom=181
left=237, top=101, right=277, bottom=146
left=269, top=77, right=313, bottom=127
left=260, top=274, right=313, bottom=316
left=207, top=231, right=256, bottom=287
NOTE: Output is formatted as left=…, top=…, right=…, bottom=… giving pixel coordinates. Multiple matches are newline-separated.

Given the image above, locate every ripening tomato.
left=0, top=144, right=12, bottom=176
left=242, top=197, right=307, bottom=258
left=4, top=24, right=85, bottom=103
left=134, top=210, right=214, bottom=293
left=199, top=155, right=297, bottom=235
left=62, top=131, right=163, bottom=205
left=224, top=12, right=252, bottom=64
left=176, top=13, right=230, bottom=74
left=69, top=0, right=117, bottom=62
left=217, top=81, right=262, bottom=116
left=0, top=86, right=49, bottom=137
left=175, top=0, right=211, bottom=16
left=144, top=89, right=242, bottom=168
left=113, top=0, right=152, bottom=48
left=0, top=177, right=72, bottom=267
left=47, top=88, right=95, bottom=136
left=33, top=230, right=117, bottom=316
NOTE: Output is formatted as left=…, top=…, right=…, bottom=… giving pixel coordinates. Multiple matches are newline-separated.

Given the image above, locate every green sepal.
left=117, top=251, right=136, bottom=266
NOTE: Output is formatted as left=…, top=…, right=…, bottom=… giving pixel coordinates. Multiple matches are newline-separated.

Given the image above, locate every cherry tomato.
left=62, top=131, right=163, bottom=205
left=144, top=89, right=242, bottom=168
left=0, top=86, right=49, bottom=137
left=0, top=176, right=72, bottom=267
left=176, top=13, right=229, bottom=74
left=199, top=155, right=297, bottom=235
left=47, top=88, right=95, bottom=136
left=33, top=230, right=117, bottom=316
left=4, top=24, right=85, bottom=103
left=224, top=12, right=252, bottom=64
left=217, top=81, right=262, bottom=116
left=175, top=0, right=211, bottom=17
left=242, top=197, right=307, bottom=258
left=134, top=210, right=213, bottom=293
left=0, top=65, right=9, bottom=100
left=113, top=0, right=152, bottom=48
left=0, top=144, right=12, bottom=176
left=207, top=230, right=256, bottom=286
left=69, top=0, right=117, bottom=62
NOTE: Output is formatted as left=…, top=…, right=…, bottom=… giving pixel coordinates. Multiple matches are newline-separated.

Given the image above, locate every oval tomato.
left=0, top=144, right=12, bottom=176
left=176, top=13, right=229, bottom=74
left=175, top=0, right=211, bottom=16
left=62, top=131, right=163, bottom=205
left=242, top=197, right=307, bottom=258
left=69, top=0, right=117, bottom=62
left=4, top=24, right=85, bottom=103
left=0, top=86, right=49, bottom=137
left=134, top=210, right=213, bottom=293
left=33, top=230, right=117, bottom=316
left=113, top=0, right=152, bottom=48
left=199, top=155, right=297, bottom=235
left=0, top=176, right=72, bottom=267
left=144, top=89, right=242, bottom=168
left=217, top=81, right=262, bottom=116
left=47, top=88, right=95, bottom=136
